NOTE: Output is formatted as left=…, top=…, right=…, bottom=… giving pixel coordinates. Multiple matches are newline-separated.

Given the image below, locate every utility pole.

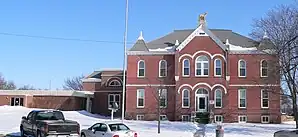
left=158, top=89, right=161, bottom=134
left=121, top=0, right=129, bottom=123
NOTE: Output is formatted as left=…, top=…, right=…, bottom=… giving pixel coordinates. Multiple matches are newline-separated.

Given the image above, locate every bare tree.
left=63, top=75, right=84, bottom=90
left=251, top=2, right=298, bottom=127
left=18, top=85, right=36, bottom=90
left=0, top=74, right=16, bottom=90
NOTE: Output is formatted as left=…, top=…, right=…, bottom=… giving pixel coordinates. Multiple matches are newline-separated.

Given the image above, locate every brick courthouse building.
left=125, top=14, right=281, bottom=123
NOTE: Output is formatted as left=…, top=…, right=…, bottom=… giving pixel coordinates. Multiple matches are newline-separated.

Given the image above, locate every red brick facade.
left=126, top=35, right=281, bottom=123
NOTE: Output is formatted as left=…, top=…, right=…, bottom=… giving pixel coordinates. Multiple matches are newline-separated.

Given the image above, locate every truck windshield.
left=108, top=124, right=130, bottom=132
left=36, top=111, right=64, bottom=120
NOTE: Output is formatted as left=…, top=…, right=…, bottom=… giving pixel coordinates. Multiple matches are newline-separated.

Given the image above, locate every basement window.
left=160, top=115, right=168, bottom=121
left=261, top=116, right=270, bottom=123
left=181, top=115, right=191, bottom=122
left=136, top=115, right=144, bottom=121
left=215, top=115, right=223, bottom=123
left=238, top=115, right=247, bottom=123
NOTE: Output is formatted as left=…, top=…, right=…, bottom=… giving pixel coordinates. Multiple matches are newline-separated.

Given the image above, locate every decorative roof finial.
left=263, top=31, right=269, bottom=39
left=198, top=12, right=208, bottom=26
left=138, top=31, right=144, bottom=40
left=175, top=40, right=179, bottom=46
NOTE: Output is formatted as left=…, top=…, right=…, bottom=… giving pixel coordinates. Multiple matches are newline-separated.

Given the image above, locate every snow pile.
left=0, top=106, right=295, bottom=137
left=229, top=44, right=257, bottom=51
left=149, top=46, right=176, bottom=52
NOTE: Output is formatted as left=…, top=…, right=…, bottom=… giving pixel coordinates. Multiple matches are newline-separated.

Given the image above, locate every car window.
left=91, top=123, right=101, bottom=130
left=98, top=124, right=108, bottom=132
left=36, top=111, right=64, bottom=120
left=108, top=124, right=130, bottom=132
left=27, top=112, right=35, bottom=120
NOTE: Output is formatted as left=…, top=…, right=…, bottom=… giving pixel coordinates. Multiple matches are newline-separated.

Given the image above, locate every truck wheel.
left=81, top=133, right=86, bottom=137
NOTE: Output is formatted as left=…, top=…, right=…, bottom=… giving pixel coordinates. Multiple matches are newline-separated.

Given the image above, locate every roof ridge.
left=173, top=28, right=233, bottom=32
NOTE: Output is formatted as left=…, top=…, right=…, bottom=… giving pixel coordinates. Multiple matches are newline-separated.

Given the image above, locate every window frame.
left=182, top=59, right=190, bottom=77
left=159, top=60, right=167, bottom=77
left=137, top=60, right=145, bottom=77
left=136, top=115, right=144, bottom=121
left=159, top=89, right=168, bottom=108
left=238, top=115, right=247, bottom=123
left=181, top=115, right=191, bottom=122
left=238, top=89, right=246, bottom=108
left=108, top=94, right=120, bottom=109
left=137, top=89, right=145, bottom=108
left=260, top=60, right=268, bottom=77
left=195, top=55, right=209, bottom=77
left=261, top=89, right=269, bottom=109
left=214, top=115, right=223, bottom=123
left=160, top=115, right=168, bottom=121
left=108, top=79, right=121, bottom=87
left=10, top=97, right=24, bottom=106
left=214, top=59, right=222, bottom=77
left=182, top=89, right=190, bottom=108
left=261, top=115, right=270, bottom=123
left=238, top=60, right=247, bottom=77
left=214, top=89, right=222, bottom=108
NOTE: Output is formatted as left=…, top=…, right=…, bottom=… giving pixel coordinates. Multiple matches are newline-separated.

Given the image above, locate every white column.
left=86, top=97, right=90, bottom=112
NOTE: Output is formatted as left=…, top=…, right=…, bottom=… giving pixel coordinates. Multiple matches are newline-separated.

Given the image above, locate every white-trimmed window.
left=160, top=115, right=168, bottom=121
left=261, top=60, right=268, bottom=77
left=238, top=89, right=246, bottom=108
left=182, top=115, right=191, bottom=122
left=159, top=89, right=167, bottom=108
left=182, top=59, right=190, bottom=76
left=261, top=90, right=269, bottom=108
left=214, top=115, right=223, bottom=123
left=182, top=89, right=190, bottom=108
left=108, top=79, right=121, bottom=87
left=261, top=115, right=270, bottom=123
left=214, top=59, right=222, bottom=76
left=138, top=60, right=145, bottom=77
left=137, top=89, right=145, bottom=108
left=159, top=60, right=167, bottom=77
left=136, top=115, right=144, bottom=121
left=238, top=115, right=247, bottom=123
left=215, top=89, right=222, bottom=108
left=108, top=94, right=120, bottom=109
left=195, top=56, right=209, bottom=76
left=238, top=60, right=246, bottom=77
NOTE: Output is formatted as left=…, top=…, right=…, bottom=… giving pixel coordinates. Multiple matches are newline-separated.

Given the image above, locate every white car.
left=80, top=122, right=138, bottom=137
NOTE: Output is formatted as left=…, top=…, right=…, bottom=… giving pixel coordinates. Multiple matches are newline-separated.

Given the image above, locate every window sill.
left=137, top=76, right=145, bottom=79
left=214, top=75, right=222, bottom=77
left=261, top=107, right=269, bottom=109
left=160, top=107, right=167, bottom=109
left=238, top=76, right=247, bottom=78
left=214, top=107, right=222, bottom=109
left=182, top=75, right=190, bottom=77
left=182, top=106, right=190, bottom=109
left=195, top=75, right=209, bottom=77
left=137, top=106, right=145, bottom=109
left=238, top=107, right=247, bottom=109
left=260, top=76, right=268, bottom=78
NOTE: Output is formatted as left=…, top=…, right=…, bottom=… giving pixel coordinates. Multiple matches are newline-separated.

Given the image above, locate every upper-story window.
left=215, top=89, right=222, bottom=108
left=195, top=56, right=209, bottom=76
left=159, top=60, right=167, bottom=77
left=138, top=60, right=145, bottom=77
left=108, top=79, right=121, bottom=87
left=238, top=60, right=246, bottom=77
left=261, top=60, right=268, bottom=77
left=182, top=59, right=190, bottom=76
left=214, top=59, right=222, bottom=76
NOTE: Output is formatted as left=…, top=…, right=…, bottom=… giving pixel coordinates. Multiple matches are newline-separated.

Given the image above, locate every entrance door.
left=196, top=88, right=209, bottom=112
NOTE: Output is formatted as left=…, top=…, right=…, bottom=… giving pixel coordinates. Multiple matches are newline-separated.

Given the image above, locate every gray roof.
left=129, top=29, right=260, bottom=51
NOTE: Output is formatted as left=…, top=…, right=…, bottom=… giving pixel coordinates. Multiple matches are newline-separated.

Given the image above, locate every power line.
left=0, top=32, right=179, bottom=46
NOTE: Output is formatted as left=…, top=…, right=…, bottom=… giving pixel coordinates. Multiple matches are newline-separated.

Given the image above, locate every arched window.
left=261, top=60, right=268, bottom=77
left=108, top=79, right=121, bottom=87
left=214, top=59, right=222, bottom=76
left=182, top=89, right=190, bottom=108
left=196, top=88, right=208, bottom=94
left=238, top=60, right=246, bottom=77
left=182, top=59, right=190, bottom=76
left=195, top=56, right=209, bottom=76
left=215, top=89, right=222, bottom=108
left=138, top=60, right=145, bottom=77
left=159, top=60, right=167, bottom=77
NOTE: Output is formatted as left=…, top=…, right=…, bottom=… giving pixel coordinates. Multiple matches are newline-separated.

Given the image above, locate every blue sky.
left=0, top=0, right=294, bottom=89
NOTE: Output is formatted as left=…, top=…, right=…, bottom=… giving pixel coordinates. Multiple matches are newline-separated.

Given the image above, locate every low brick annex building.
left=125, top=14, right=281, bottom=123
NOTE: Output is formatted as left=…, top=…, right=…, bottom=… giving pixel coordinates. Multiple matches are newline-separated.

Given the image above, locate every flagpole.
left=121, top=0, right=128, bottom=123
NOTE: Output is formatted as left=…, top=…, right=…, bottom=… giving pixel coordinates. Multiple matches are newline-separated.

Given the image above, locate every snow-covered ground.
left=0, top=106, right=295, bottom=137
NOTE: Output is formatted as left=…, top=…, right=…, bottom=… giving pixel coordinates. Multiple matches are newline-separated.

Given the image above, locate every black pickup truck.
left=20, top=110, right=80, bottom=137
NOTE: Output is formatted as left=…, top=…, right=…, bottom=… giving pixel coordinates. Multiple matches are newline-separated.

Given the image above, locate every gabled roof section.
left=176, top=24, right=227, bottom=51
left=129, top=31, right=149, bottom=51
